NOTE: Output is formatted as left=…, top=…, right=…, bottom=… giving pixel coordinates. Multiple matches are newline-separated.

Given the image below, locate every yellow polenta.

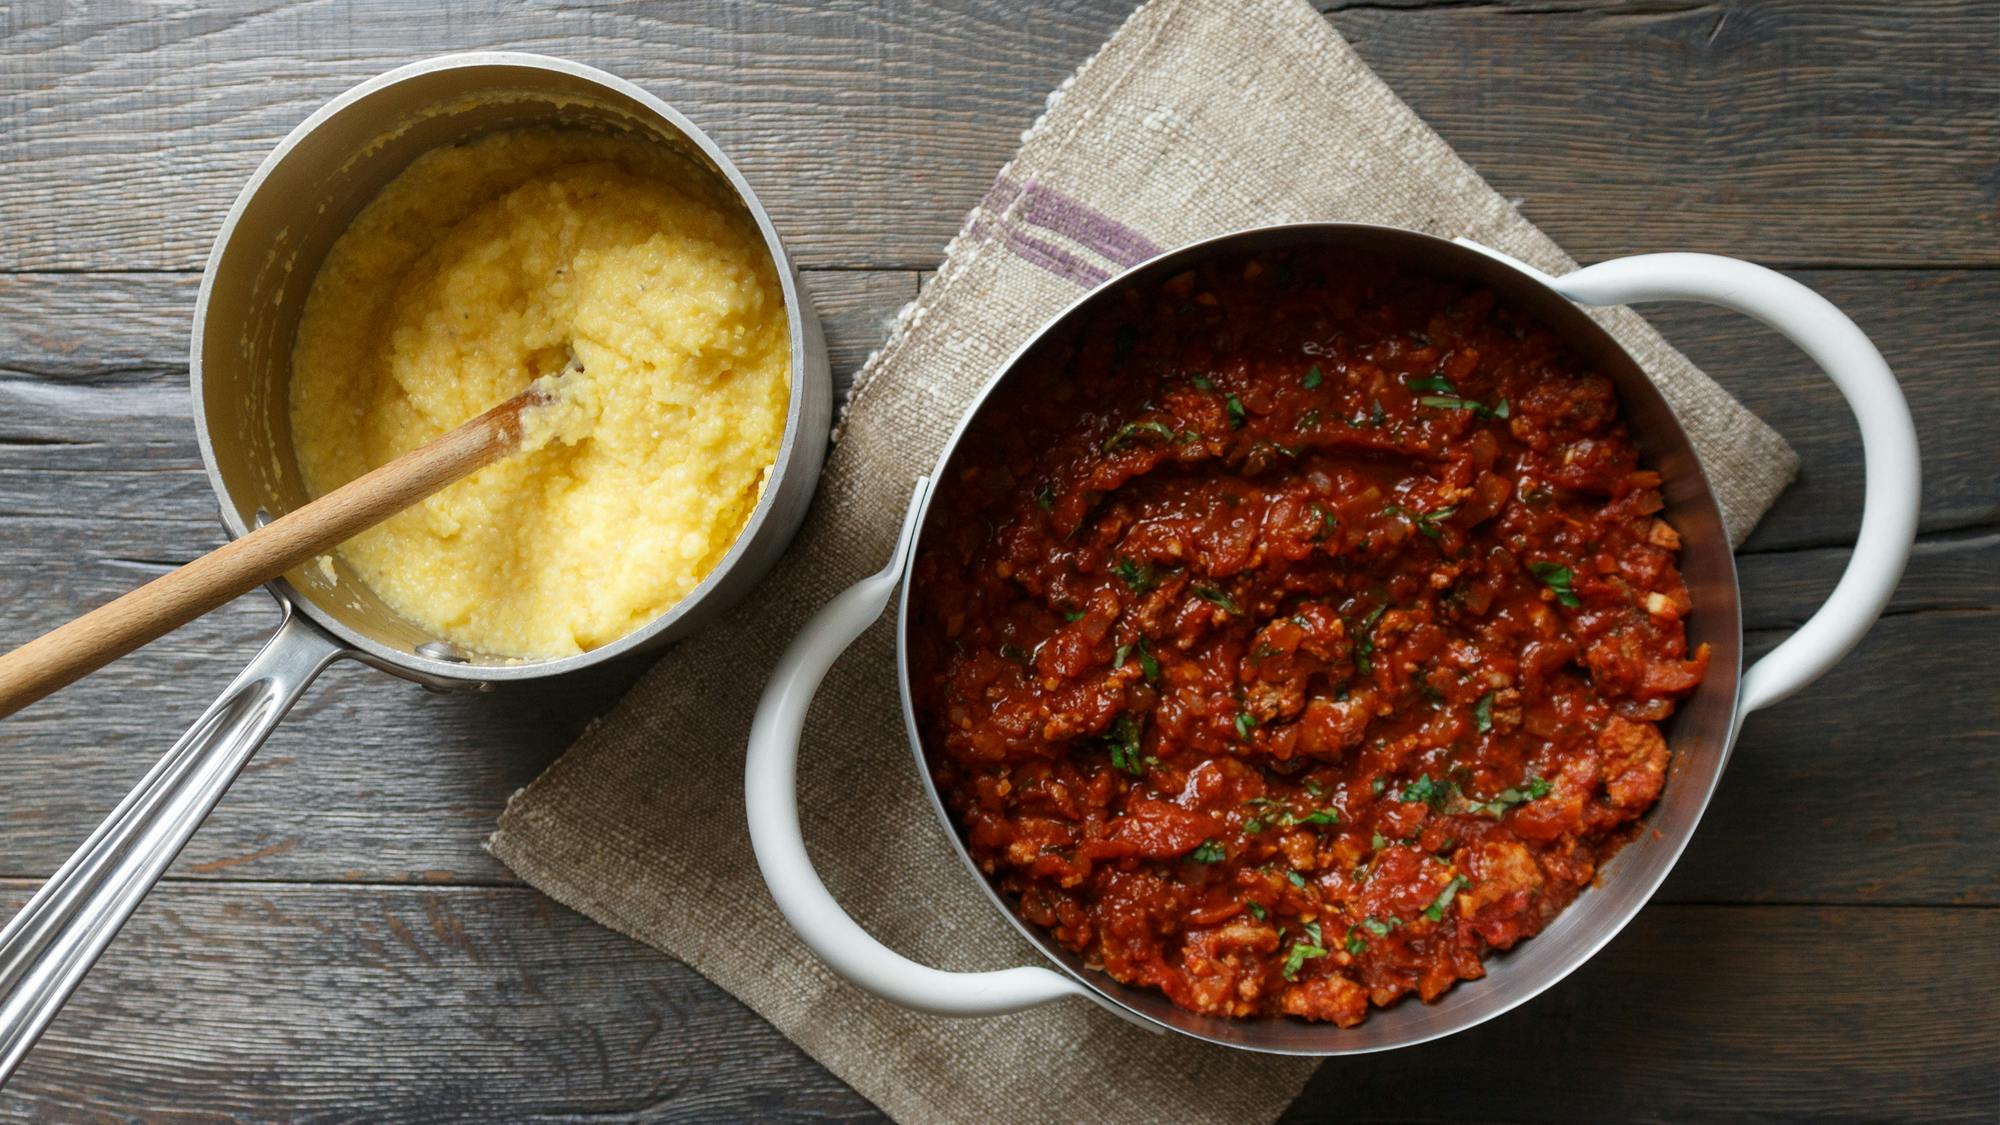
left=289, top=128, right=789, bottom=658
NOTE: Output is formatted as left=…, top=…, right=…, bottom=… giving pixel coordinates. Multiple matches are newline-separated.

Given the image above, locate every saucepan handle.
left=0, top=604, right=344, bottom=1083
left=1458, top=243, right=1921, bottom=715
left=745, top=480, right=1090, bottom=1016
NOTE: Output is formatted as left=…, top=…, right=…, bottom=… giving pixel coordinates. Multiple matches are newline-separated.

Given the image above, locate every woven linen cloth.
left=490, top=0, right=1798, bottom=1120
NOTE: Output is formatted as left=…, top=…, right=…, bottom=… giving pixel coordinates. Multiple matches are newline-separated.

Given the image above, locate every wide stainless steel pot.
left=745, top=224, right=1918, bottom=1053
left=0, top=52, right=830, bottom=1081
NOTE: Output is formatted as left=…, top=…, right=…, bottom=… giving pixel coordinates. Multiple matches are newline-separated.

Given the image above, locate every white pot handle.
left=1457, top=243, right=1921, bottom=714
left=744, top=479, right=1090, bottom=1016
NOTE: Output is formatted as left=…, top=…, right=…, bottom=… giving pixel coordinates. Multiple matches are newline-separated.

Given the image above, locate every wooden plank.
left=1736, top=527, right=2000, bottom=628
left=1661, top=608, right=2000, bottom=906
left=1, top=1, right=1993, bottom=271
left=0, top=883, right=1989, bottom=1121
left=0, top=264, right=1991, bottom=900
left=1327, top=0, right=2000, bottom=268
left=0, top=535, right=1990, bottom=903
left=3, top=267, right=1990, bottom=550
left=0, top=269, right=915, bottom=888
left=0, top=882, right=881, bottom=1122
left=1649, top=268, right=2000, bottom=552
left=0, top=0, right=1133, bottom=272
left=1283, top=904, right=1999, bottom=1122
left=0, top=269, right=912, bottom=389
left=0, top=268, right=914, bottom=518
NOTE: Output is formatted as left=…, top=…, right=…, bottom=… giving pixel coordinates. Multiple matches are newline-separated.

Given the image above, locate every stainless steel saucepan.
left=0, top=52, right=830, bottom=1081
left=745, top=223, right=1919, bottom=1053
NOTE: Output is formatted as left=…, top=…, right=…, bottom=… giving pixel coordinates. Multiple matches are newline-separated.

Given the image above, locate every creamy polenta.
left=289, top=128, right=790, bottom=658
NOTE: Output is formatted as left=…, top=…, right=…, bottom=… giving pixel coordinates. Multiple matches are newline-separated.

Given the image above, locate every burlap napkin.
left=490, top=0, right=1798, bottom=1120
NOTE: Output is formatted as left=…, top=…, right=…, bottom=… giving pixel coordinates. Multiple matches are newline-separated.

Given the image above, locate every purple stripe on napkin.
left=1015, top=179, right=1163, bottom=267
left=1002, top=226, right=1112, bottom=287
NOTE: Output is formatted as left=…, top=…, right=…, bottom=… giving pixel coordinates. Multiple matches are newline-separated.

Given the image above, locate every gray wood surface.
left=0, top=0, right=1995, bottom=1121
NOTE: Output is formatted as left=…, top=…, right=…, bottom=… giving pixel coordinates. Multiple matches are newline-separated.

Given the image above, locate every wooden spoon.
left=0, top=379, right=563, bottom=719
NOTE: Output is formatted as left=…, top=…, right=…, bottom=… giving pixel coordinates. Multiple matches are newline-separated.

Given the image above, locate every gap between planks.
left=4, top=877, right=1993, bottom=912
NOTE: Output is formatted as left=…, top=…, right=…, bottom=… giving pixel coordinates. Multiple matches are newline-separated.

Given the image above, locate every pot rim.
left=189, top=50, right=822, bottom=682
left=891, top=221, right=1745, bottom=1053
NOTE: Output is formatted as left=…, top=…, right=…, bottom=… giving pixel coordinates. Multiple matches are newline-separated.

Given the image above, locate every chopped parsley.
left=1384, top=503, right=1458, bottom=541
left=999, top=643, right=1031, bottom=665
left=1104, top=714, right=1146, bottom=776
left=1063, top=609, right=1085, bottom=622
left=1416, top=394, right=1510, bottom=420
left=1424, top=875, right=1470, bottom=922
left=1192, top=585, right=1241, bottom=614
left=1226, top=394, right=1247, bottom=428
left=1190, top=839, right=1226, bottom=864
left=1234, top=711, right=1257, bottom=740
left=1190, top=375, right=1214, bottom=391
left=1361, top=916, right=1394, bottom=937
left=1474, top=777, right=1552, bottom=818
left=1302, top=365, right=1324, bottom=390
left=1529, top=561, right=1582, bottom=608
left=1371, top=777, right=1387, bottom=796
left=1247, top=901, right=1267, bottom=921
left=1135, top=636, right=1160, bottom=682
left=1370, top=831, right=1388, bottom=850
left=1399, top=774, right=1456, bottom=812
left=1281, top=938, right=1327, bottom=980
left=1473, top=691, right=1496, bottom=734
left=1371, top=398, right=1387, bottom=426
left=1345, top=927, right=1368, bottom=956
left=1353, top=603, right=1387, bottom=675
left=1406, top=372, right=1457, bottom=394
left=1302, top=807, right=1339, bottom=826
left=1243, top=818, right=1266, bottom=833
left=1311, top=503, right=1338, bottom=542
left=1034, top=486, right=1054, bottom=512
left=1103, top=419, right=1177, bottom=451
left=1114, top=557, right=1158, bottom=595
left=1286, top=870, right=1308, bottom=889
left=1113, top=642, right=1130, bottom=669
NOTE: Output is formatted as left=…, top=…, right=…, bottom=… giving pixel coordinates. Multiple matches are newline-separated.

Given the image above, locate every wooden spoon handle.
left=0, top=388, right=547, bottom=719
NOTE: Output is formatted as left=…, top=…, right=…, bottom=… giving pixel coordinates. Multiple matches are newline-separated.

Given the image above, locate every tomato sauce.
left=909, top=248, right=1708, bottom=1025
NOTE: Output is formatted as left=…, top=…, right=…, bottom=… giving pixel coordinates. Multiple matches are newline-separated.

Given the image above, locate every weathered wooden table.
left=2, top=1, right=1994, bottom=1119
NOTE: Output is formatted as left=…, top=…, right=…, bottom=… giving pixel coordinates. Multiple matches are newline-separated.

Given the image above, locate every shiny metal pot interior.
left=746, top=223, right=1918, bottom=1054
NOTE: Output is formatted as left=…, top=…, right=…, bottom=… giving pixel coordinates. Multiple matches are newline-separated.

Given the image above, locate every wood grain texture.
left=0, top=884, right=1989, bottom=1123
left=1648, top=268, right=2000, bottom=552
left=0, top=267, right=1990, bottom=895
left=0, top=1, right=1993, bottom=1119
left=0, top=268, right=915, bottom=888
left=0, top=380, right=546, bottom=717
left=4, top=540, right=1988, bottom=900
left=4, top=268, right=1989, bottom=549
left=1327, top=0, right=2000, bottom=267
left=1, top=1, right=1993, bottom=272
left=1666, top=608, right=2000, bottom=906
left=0, top=882, right=882, bottom=1123
left=1283, top=904, right=2000, bottom=1123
